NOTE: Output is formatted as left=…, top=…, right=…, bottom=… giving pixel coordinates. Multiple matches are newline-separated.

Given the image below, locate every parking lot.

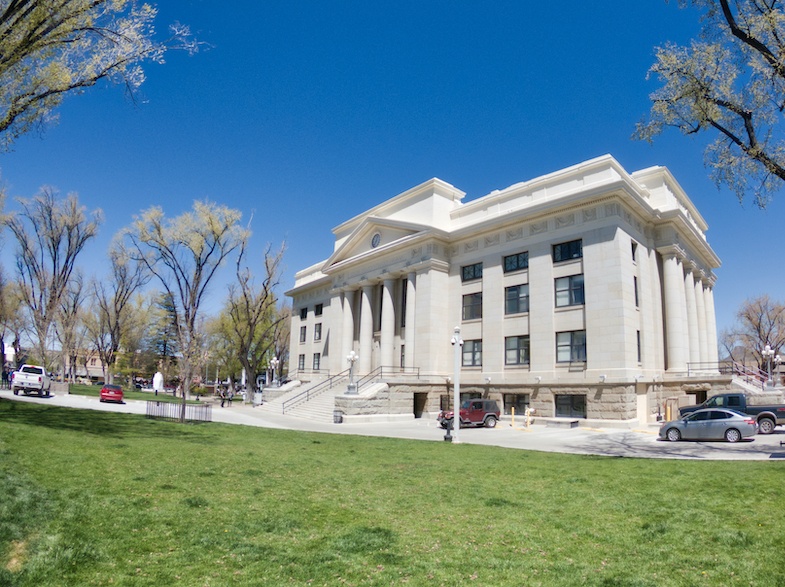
left=3, top=389, right=785, bottom=460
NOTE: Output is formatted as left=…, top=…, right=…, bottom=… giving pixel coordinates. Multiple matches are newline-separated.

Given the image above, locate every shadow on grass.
left=0, top=398, right=213, bottom=441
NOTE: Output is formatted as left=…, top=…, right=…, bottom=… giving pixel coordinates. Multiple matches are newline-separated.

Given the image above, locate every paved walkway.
left=3, top=389, right=785, bottom=461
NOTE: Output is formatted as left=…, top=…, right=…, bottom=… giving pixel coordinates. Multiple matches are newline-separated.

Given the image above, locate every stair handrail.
left=354, top=365, right=419, bottom=393
left=282, top=369, right=349, bottom=414
left=731, top=361, right=766, bottom=391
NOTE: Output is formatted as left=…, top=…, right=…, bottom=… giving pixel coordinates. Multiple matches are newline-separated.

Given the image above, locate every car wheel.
left=485, top=415, right=497, bottom=428
left=757, top=418, right=775, bottom=435
left=12, top=387, right=18, bottom=395
left=666, top=428, right=681, bottom=442
left=725, top=428, right=742, bottom=443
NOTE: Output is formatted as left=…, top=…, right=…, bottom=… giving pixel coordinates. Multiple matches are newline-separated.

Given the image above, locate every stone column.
left=341, top=289, right=356, bottom=367
left=359, top=284, right=374, bottom=374
left=380, top=279, right=395, bottom=369
left=704, top=282, right=719, bottom=369
left=684, top=267, right=700, bottom=365
left=662, top=253, right=688, bottom=372
left=404, top=272, right=416, bottom=369
left=694, top=277, right=708, bottom=366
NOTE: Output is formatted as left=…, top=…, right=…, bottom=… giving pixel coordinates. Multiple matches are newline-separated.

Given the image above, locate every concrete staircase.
left=260, top=376, right=348, bottom=422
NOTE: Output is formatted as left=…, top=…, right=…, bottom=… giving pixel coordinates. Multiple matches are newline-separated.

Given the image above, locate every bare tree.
left=54, top=271, right=86, bottom=382
left=0, top=0, right=199, bottom=149
left=86, top=241, right=149, bottom=384
left=225, top=242, right=285, bottom=397
left=726, top=294, right=785, bottom=370
left=4, top=188, right=101, bottom=369
left=126, top=200, right=247, bottom=420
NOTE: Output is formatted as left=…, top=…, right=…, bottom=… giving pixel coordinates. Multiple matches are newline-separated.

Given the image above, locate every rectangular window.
left=631, top=241, right=638, bottom=262
left=634, top=276, right=639, bottom=308
left=312, top=353, right=321, bottom=371
left=552, top=239, right=583, bottom=262
left=555, top=274, right=585, bottom=307
left=298, top=354, right=305, bottom=370
left=503, top=251, right=529, bottom=273
left=503, top=393, right=530, bottom=416
left=556, top=330, right=587, bottom=363
left=637, top=330, right=642, bottom=363
left=315, top=303, right=323, bottom=316
left=462, top=340, right=482, bottom=367
left=314, top=323, right=322, bottom=341
left=401, top=278, right=407, bottom=328
left=299, top=307, right=308, bottom=320
left=555, top=394, right=587, bottom=418
left=462, top=292, right=483, bottom=320
left=461, top=262, right=483, bottom=282
left=505, top=284, right=529, bottom=314
left=299, top=326, right=306, bottom=343
left=505, top=335, right=530, bottom=365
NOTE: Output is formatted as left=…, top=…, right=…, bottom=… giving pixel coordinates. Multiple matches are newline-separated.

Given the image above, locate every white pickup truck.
left=11, top=364, right=52, bottom=397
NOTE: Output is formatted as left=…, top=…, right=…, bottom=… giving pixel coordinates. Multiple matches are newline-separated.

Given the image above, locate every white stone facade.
left=286, top=155, right=722, bottom=422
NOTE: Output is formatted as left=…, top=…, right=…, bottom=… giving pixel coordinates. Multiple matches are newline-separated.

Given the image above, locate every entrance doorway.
left=413, top=393, right=428, bottom=418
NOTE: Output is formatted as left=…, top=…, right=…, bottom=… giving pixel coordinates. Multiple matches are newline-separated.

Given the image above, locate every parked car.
left=437, top=399, right=501, bottom=429
left=659, top=408, right=757, bottom=443
left=99, top=384, right=124, bottom=404
left=679, top=392, right=785, bottom=434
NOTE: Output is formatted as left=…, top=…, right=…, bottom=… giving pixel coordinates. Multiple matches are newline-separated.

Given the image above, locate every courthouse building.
left=286, top=155, right=725, bottom=424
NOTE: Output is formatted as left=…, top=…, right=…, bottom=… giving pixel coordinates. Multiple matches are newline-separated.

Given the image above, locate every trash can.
left=333, top=409, right=343, bottom=424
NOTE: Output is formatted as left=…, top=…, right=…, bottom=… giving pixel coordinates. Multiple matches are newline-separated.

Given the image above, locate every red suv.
left=438, top=399, right=501, bottom=429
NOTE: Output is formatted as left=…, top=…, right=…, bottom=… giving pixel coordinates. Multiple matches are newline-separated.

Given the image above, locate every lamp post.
left=270, top=356, right=280, bottom=387
left=347, top=350, right=358, bottom=394
left=448, top=326, right=464, bottom=444
left=763, top=344, right=775, bottom=387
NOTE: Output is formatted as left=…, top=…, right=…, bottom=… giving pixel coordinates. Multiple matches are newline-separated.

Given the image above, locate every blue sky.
left=1, top=0, right=783, bottom=336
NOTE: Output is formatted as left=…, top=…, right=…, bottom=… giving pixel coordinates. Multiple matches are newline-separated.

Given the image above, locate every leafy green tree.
left=637, top=0, right=785, bottom=207
left=0, top=0, right=198, bottom=149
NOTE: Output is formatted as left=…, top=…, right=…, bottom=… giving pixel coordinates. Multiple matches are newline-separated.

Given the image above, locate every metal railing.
left=145, top=400, right=212, bottom=423
left=281, top=369, right=349, bottom=414
left=355, top=365, right=420, bottom=393
left=686, top=361, right=767, bottom=390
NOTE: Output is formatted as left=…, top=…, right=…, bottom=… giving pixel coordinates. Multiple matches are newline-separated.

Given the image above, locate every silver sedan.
left=659, top=408, right=758, bottom=443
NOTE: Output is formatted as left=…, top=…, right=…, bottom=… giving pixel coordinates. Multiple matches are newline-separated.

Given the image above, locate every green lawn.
left=1, top=400, right=784, bottom=587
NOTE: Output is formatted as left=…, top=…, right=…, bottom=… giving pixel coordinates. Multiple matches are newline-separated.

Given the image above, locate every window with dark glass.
left=315, top=303, right=323, bottom=316
left=634, top=276, right=639, bottom=308
left=555, top=274, right=584, bottom=307
left=505, top=284, right=529, bottom=314
left=631, top=241, right=638, bottom=262
left=461, top=262, right=483, bottom=282
left=298, top=354, right=305, bottom=370
left=312, top=353, right=321, bottom=370
left=556, top=330, right=586, bottom=363
left=314, top=323, right=322, bottom=341
left=637, top=330, right=641, bottom=363
left=462, top=340, right=482, bottom=367
left=462, top=292, right=483, bottom=320
left=505, top=335, right=530, bottom=365
left=299, top=325, right=306, bottom=343
left=503, top=251, right=529, bottom=273
left=555, top=394, right=587, bottom=418
left=299, top=307, right=308, bottom=320
left=552, top=239, right=583, bottom=262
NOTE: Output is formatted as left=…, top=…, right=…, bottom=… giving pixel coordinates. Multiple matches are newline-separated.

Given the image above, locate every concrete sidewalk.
left=3, top=389, right=785, bottom=461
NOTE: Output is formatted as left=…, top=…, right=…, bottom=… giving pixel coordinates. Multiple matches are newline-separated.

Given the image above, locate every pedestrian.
left=219, top=387, right=226, bottom=408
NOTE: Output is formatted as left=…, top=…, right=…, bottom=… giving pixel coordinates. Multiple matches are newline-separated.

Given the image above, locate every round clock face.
left=371, top=233, right=381, bottom=248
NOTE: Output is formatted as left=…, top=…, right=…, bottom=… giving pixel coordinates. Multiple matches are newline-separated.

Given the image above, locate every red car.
left=99, top=384, right=124, bottom=403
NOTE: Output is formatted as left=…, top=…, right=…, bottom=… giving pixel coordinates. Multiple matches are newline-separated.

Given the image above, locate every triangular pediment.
left=322, top=216, right=435, bottom=272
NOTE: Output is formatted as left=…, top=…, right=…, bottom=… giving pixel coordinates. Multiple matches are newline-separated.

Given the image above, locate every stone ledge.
left=545, top=419, right=580, bottom=429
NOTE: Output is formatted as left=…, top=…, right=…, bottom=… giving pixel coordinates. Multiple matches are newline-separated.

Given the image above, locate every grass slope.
left=1, top=399, right=784, bottom=586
